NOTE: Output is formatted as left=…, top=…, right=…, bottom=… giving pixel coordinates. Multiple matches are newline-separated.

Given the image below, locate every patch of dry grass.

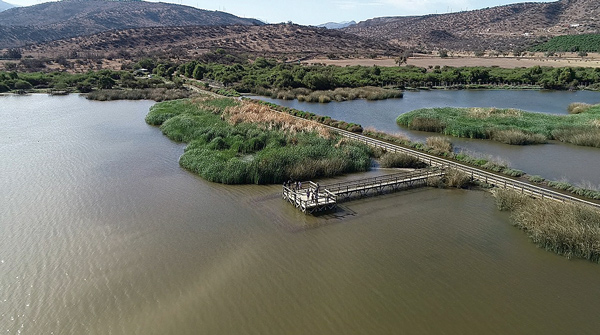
left=491, top=129, right=547, bottom=145
left=468, top=107, right=522, bottom=118
left=568, top=102, right=593, bottom=114
left=425, top=136, right=453, bottom=155
left=224, top=100, right=332, bottom=138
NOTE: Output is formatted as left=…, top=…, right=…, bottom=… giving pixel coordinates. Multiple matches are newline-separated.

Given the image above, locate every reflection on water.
left=254, top=90, right=600, bottom=185
left=1, top=94, right=599, bottom=334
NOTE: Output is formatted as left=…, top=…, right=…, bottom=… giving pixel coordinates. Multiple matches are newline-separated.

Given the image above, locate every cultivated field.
left=305, top=53, right=600, bottom=69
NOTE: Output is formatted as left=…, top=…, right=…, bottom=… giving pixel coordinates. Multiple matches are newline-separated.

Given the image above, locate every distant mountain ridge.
left=317, top=21, right=356, bottom=30
left=0, top=0, right=15, bottom=12
left=0, top=0, right=262, bottom=48
left=343, top=0, right=600, bottom=50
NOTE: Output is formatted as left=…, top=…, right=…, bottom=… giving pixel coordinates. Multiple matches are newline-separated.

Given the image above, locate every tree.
left=394, top=53, right=408, bottom=66
left=192, top=64, right=206, bottom=80
left=4, top=48, right=22, bottom=59
left=96, top=75, right=115, bottom=89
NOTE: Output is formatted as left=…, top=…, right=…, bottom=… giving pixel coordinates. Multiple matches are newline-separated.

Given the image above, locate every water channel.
left=255, top=90, right=600, bottom=185
left=1, top=94, right=599, bottom=334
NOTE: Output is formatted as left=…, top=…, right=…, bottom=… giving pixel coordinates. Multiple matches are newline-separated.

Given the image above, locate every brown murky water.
left=1, top=95, right=599, bottom=334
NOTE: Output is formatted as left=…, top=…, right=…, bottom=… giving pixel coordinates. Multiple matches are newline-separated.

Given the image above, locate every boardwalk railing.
left=274, top=109, right=600, bottom=210
left=282, top=168, right=443, bottom=214
left=325, top=168, right=442, bottom=201
left=282, top=181, right=337, bottom=214
left=335, top=128, right=600, bottom=209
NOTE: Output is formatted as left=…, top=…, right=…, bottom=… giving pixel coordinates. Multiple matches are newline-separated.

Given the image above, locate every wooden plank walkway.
left=283, top=168, right=443, bottom=214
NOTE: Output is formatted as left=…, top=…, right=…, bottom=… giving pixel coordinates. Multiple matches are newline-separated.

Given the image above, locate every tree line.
left=178, top=58, right=600, bottom=92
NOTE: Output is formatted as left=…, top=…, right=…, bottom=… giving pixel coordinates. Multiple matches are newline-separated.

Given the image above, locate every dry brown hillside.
left=344, top=0, right=600, bottom=51
left=0, top=0, right=262, bottom=48
left=22, top=24, right=401, bottom=61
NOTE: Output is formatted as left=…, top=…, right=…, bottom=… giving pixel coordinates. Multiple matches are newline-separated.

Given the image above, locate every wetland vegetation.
left=145, top=96, right=373, bottom=184
left=494, top=189, right=600, bottom=263
left=397, top=104, right=600, bottom=148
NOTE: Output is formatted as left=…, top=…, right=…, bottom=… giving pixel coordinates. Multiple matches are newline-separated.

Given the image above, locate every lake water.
left=254, top=90, right=600, bottom=185
left=1, top=94, right=600, bottom=334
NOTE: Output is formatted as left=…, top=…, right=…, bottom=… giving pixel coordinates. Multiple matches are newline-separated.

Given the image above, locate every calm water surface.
left=1, top=94, right=599, bottom=334
left=255, top=90, right=600, bottom=185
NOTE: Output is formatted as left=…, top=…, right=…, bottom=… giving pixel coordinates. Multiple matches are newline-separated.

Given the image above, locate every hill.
left=0, top=0, right=15, bottom=12
left=343, top=0, right=600, bottom=51
left=22, top=23, right=400, bottom=61
left=0, top=0, right=262, bottom=48
left=317, top=21, right=356, bottom=30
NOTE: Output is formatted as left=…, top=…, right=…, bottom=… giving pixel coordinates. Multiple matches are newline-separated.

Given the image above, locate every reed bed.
left=224, top=100, right=331, bottom=138
left=397, top=105, right=600, bottom=147
left=427, top=168, right=471, bottom=189
left=568, top=102, right=592, bottom=114
left=493, top=189, right=600, bottom=263
left=491, top=129, right=547, bottom=145
left=425, top=136, right=453, bottom=155
left=379, top=152, right=426, bottom=169
left=87, top=88, right=193, bottom=101
left=146, top=97, right=372, bottom=184
left=257, top=86, right=403, bottom=103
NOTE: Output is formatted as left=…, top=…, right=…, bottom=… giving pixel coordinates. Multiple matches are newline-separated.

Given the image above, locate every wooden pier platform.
left=282, top=168, right=443, bottom=214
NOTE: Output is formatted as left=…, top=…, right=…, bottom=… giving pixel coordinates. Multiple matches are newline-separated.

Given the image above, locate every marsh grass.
left=492, top=188, right=531, bottom=211
left=546, top=179, right=600, bottom=200
left=551, top=127, right=600, bottom=147
left=362, top=127, right=411, bottom=145
left=528, top=175, right=545, bottom=183
left=408, top=117, right=446, bottom=132
left=568, top=102, right=592, bottom=114
left=262, top=86, right=403, bottom=103
left=379, top=152, right=426, bottom=168
left=491, top=129, right=547, bottom=145
left=397, top=105, right=600, bottom=147
left=428, top=168, right=472, bottom=188
left=87, top=88, right=193, bottom=101
left=425, top=136, right=453, bottom=155
left=494, top=189, right=600, bottom=263
left=146, top=97, right=372, bottom=184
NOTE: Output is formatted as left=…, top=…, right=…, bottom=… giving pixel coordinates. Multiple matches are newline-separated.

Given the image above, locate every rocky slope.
left=343, top=0, right=600, bottom=50
left=0, top=0, right=262, bottom=48
left=23, top=23, right=400, bottom=60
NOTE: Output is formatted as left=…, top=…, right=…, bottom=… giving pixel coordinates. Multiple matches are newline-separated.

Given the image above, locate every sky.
left=6, top=0, right=557, bottom=25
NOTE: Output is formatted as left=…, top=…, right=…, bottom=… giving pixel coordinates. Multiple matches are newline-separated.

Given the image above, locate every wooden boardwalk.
left=283, top=168, right=443, bottom=214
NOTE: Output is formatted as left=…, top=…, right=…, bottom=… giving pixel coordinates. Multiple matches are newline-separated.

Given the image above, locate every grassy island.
left=145, top=96, right=373, bottom=184
left=397, top=104, right=600, bottom=147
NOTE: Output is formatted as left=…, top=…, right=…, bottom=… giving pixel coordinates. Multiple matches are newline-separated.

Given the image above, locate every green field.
left=530, top=34, right=600, bottom=53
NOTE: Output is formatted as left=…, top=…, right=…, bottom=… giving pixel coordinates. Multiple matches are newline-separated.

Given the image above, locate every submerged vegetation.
left=397, top=104, right=600, bottom=147
left=145, top=96, right=372, bottom=184
left=493, top=189, right=600, bottom=263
